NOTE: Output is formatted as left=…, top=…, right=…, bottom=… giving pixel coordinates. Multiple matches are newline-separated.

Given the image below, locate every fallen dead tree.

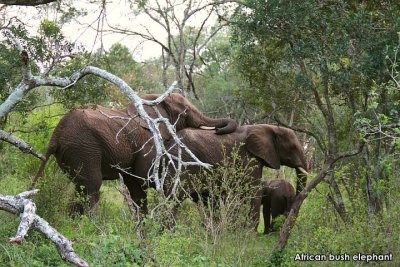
left=0, top=189, right=89, bottom=267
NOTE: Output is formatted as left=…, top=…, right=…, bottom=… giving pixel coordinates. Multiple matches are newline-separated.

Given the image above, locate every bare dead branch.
left=0, top=129, right=45, bottom=160
left=0, top=8, right=225, bottom=267
left=116, top=174, right=141, bottom=221
left=0, top=190, right=88, bottom=267
left=387, top=42, right=400, bottom=89
left=102, top=0, right=238, bottom=93
left=365, top=122, right=400, bottom=138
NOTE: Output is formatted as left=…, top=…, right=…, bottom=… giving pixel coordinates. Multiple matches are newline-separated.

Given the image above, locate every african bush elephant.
left=262, top=179, right=295, bottom=234
left=34, top=93, right=237, bottom=214
left=165, top=124, right=308, bottom=224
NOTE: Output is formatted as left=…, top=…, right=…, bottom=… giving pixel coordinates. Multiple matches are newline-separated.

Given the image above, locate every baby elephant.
left=262, top=179, right=295, bottom=234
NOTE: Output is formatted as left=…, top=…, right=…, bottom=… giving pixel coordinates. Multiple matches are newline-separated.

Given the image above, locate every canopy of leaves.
left=193, top=30, right=258, bottom=124
left=232, top=0, right=400, bottom=131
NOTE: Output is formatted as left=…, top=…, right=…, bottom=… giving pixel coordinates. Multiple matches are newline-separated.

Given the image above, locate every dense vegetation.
left=0, top=1, right=399, bottom=266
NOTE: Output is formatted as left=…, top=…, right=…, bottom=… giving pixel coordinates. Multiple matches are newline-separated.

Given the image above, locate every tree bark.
left=276, top=142, right=364, bottom=249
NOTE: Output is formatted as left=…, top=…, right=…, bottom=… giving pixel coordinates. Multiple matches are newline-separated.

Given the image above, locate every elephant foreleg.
left=263, top=196, right=272, bottom=234
left=250, top=195, right=262, bottom=231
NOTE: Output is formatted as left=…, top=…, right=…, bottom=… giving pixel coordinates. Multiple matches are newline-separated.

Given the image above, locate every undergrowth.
left=0, top=133, right=399, bottom=266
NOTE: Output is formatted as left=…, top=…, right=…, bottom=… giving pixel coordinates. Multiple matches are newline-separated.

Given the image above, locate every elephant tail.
left=31, top=144, right=56, bottom=188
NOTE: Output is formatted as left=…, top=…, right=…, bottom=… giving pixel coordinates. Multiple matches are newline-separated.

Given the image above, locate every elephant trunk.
left=295, top=165, right=308, bottom=195
left=214, top=119, right=238, bottom=134
left=292, top=150, right=309, bottom=195
left=197, top=117, right=238, bottom=135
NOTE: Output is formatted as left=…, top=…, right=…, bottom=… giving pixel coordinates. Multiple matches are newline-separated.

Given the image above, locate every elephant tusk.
left=199, top=126, right=216, bottom=130
left=298, top=167, right=309, bottom=176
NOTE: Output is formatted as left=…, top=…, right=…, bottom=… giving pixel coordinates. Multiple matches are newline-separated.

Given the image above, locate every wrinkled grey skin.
left=262, top=179, right=295, bottom=234
left=34, top=93, right=237, bottom=214
left=165, top=124, right=308, bottom=226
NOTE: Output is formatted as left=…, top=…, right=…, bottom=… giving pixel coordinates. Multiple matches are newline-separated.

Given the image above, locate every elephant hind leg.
left=68, top=164, right=103, bottom=215
left=122, top=176, right=148, bottom=214
left=69, top=179, right=102, bottom=215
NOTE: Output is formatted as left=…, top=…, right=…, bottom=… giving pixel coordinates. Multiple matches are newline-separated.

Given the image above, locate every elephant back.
left=170, top=128, right=245, bottom=165
left=54, top=106, right=143, bottom=164
left=263, top=179, right=295, bottom=211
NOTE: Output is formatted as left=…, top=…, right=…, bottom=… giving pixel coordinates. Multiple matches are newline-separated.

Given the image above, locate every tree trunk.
left=327, top=170, right=350, bottom=223
left=161, top=48, right=170, bottom=88
left=363, top=148, right=382, bottom=218
left=276, top=161, right=332, bottom=249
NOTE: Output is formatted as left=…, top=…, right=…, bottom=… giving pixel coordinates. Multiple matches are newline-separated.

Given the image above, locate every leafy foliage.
left=194, top=30, right=257, bottom=124
left=232, top=0, right=400, bottom=126
left=281, top=182, right=400, bottom=266
left=48, top=51, right=111, bottom=109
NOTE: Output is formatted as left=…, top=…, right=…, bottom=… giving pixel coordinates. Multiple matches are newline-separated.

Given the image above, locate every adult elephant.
left=34, top=93, right=237, bottom=214
left=165, top=124, right=308, bottom=224
left=262, top=179, right=295, bottom=234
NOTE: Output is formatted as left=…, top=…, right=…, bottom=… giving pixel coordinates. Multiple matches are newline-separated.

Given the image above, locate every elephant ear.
left=245, top=127, right=281, bottom=169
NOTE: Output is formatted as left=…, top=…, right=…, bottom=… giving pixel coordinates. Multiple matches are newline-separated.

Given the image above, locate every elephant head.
left=244, top=124, right=308, bottom=194
left=163, top=124, right=307, bottom=229
left=262, top=179, right=295, bottom=234
left=127, top=93, right=237, bottom=138
left=166, top=124, right=308, bottom=199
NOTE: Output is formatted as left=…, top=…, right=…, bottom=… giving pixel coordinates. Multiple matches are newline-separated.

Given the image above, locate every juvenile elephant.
left=165, top=124, right=308, bottom=224
left=262, top=179, right=295, bottom=234
left=34, top=93, right=237, bottom=214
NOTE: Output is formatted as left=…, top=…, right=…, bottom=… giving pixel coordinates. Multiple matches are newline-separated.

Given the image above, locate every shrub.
left=34, top=160, right=75, bottom=225
left=187, top=146, right=261, bottom=259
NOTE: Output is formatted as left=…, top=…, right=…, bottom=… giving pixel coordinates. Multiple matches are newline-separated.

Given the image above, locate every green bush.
left=280, top=181, right=400, bottom=267
left=34, top=160, right=75, bottom=224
